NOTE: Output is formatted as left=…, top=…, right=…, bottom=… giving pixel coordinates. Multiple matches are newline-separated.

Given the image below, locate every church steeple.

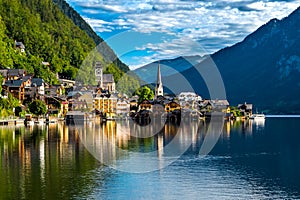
left=155, top=61, right=163, bottom=99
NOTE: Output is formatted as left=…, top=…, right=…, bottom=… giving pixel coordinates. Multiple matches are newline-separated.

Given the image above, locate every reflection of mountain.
left=0, top=124, right=102, bottom=200
left=136, top=7, right=300, bottom=114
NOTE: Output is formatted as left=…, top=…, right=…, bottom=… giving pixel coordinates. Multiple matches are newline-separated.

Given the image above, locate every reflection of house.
left=94, top=94, right=117, bottom=118
left=2, top=80, right=25, bottom=102
left=238, top=103, right=253, bottom=117
left=152, top=103, right=165, bottom=114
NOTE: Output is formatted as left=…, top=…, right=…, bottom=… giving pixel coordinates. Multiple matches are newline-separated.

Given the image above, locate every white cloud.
left=67, top=0, right=300, bottom=68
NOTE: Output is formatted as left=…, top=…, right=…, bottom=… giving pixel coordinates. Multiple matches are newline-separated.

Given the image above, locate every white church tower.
left=155, top=62, right=163, bottom=99
left=95, top=61, right=103, bottom=88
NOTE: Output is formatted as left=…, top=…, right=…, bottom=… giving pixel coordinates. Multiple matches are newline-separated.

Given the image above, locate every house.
left=200, top=100, right=230, bottom=114
left=7, top=69, right=26, bottom=80
left=45, top=96, right=68, bottom=117
left=177, top=92, right=202, bottom=102
left=238, top=103, right=253, bottom=117
left=210, top=100, right=230, bottom=113
left=177, top=92, right=202, bottom=110
left=31, top=78, right=45, bottom=95
left=65, top=111, right=86, bottom=125
left=59, top=79, right=75, bottom=87
left=15, top=41, right=25, bottom=53
left=116, top=99, right=130, bottom=116
left=45, top=84, right=64, bottom=96
left=0, top=70, right=8, bottom=81
left=102, top=74, right=115, bottom=93
left=2, top=80, right=25, bottom=102
left=22, top=75, right=32, bottom=87
left=165, top=101, right=181, bottom=113
left=78, top=92, right=93, bottom=111
left=94, top=93, right=118, bottom=119
left=0, top=69, right=26, bottom=81
left=139, top=100, right=152, bottom=111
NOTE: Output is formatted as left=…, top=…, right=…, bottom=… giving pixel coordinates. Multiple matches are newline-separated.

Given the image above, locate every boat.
left=249, top=114, right=265, bottom=120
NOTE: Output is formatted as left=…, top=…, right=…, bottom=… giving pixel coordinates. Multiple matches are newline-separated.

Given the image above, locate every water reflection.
left=2, top=118, right=300, bottom=199
left=0, top=123, right=101, bottom=200
left=78, top=119, right=201, bottom=173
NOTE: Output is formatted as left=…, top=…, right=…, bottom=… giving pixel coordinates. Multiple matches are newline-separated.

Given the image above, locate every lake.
left=1, top=117, right=300, bottom=199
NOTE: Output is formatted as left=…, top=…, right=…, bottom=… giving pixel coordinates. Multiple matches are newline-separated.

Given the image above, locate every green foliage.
left=116, top=72, right=140, bottom=97
left=0, top=0, right=138, bottom=97
left=0, top=94, right=20, bottom=118
left=230, top=106, right=242, bottom=117
left=0, top=75, right=3, bottom=94
left=104, top=63, right=123, bottom=83
left=28, top=100, right=47, bottom=116
left=53, top=0, right=129, bottom=73
left=135, top=86, right=154, bottom=103
left=0, top=0, right=128, bottom=83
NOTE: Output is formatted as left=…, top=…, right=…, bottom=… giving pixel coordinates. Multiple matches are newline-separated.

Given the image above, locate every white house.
left=116, top=99, right=130, bottom=115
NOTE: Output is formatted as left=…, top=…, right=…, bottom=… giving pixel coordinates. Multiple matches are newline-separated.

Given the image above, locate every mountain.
left=134, top=55, right=206, bottom=83
left=136, top=7, right=300, bottom=114
left=0, top=0, right=128, bottom=85
left=52, top=0, right=129, bottom=73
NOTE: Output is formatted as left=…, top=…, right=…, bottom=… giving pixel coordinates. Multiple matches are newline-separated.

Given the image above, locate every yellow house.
left=94, top=94, right=117, bottom=119
left=165, top=102, right=181, bottom=112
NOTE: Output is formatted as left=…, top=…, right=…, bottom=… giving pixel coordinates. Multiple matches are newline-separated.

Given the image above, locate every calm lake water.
left=1, top=117, right=300, bottom=199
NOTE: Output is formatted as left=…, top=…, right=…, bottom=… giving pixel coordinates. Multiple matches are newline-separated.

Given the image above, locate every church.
left=95, top=62, right=116, bottom=93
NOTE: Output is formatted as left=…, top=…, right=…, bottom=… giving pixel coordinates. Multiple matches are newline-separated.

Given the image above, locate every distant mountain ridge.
left=134, top=55, right=206, bottom=83
left=136, top=7, right=300, bottom=114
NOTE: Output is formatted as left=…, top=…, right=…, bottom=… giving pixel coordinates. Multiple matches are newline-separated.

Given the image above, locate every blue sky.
left=66, top=0, right=300, bottom=69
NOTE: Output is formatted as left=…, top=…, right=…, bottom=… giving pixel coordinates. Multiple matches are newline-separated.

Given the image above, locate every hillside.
left=0, top=0, right=128, bottom=85
left=136, top=7, right=300, bottom=113
left=52, top=0, right=129, bottom=73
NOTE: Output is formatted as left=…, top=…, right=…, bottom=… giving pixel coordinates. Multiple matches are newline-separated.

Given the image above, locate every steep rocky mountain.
left=52, top=0, right=129, bottom=72
left=0, top=0, right=129, bottom=86
left=137, top=7, right=300, bottom=114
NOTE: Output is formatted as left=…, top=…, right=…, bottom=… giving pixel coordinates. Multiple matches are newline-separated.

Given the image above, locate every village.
left=0, top=57, right=254, bottom=126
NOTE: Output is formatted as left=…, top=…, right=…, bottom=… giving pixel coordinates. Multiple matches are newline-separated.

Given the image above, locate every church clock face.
left=95, top=68, right=102, bottom=77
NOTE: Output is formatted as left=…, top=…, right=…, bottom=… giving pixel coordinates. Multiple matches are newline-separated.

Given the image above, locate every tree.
left=0, top=74, right=3, bottom=95
left=135, top=86, right=154, bottom=103
left=28, top=100, right=47, bottom=117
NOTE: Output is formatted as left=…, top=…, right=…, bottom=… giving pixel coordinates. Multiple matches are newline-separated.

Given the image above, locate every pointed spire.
left=157, top=61, right=162, bottom=86
left=155, top=61, right=163, bottom=99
